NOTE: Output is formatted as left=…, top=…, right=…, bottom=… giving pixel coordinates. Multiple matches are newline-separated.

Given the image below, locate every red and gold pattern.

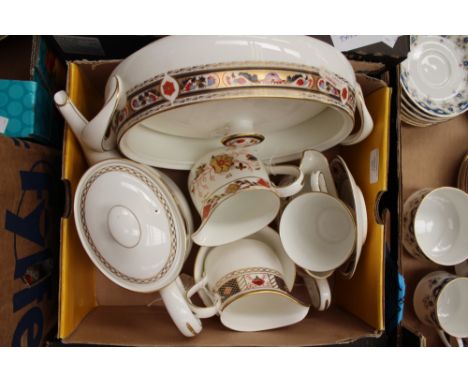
left=214, top=267, right=288, bottom=305
left=112, top=62, right=357, bottom=139
left=189, top=149, right=263, bottom=201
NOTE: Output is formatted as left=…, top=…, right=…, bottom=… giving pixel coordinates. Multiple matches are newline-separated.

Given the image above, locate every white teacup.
left=279, top=171, right=356, bottom=310
left=414, top=271, right=468, bottom=347
left=188, top=134, right=304, bottom=247
left=403, top=187, right=468, bottom=266
left=186, top=238, right=309, bottom=332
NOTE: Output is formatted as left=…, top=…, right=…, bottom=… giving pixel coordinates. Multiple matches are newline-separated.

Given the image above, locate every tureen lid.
left=74, top=159, right=187, bottom=292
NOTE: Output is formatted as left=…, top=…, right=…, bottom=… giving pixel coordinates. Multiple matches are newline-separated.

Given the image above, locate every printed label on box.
left=370, top=148, right=379, bottom=184
left=0, top=116, right=9, bottom=133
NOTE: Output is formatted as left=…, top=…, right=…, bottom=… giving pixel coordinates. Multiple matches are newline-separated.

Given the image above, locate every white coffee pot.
left=55, top=81, right=203, bottom=338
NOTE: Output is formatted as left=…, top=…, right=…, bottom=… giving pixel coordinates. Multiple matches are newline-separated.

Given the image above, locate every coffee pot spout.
left=54, top=76, right=122, bottom=166
left=54, top=90, right=88, bottom=139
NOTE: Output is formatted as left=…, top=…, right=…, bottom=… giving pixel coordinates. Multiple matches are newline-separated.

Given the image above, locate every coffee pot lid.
left=74, top=159, right=187, bottom=292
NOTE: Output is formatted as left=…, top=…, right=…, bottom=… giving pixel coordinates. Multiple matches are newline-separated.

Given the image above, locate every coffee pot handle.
left=341, top=83, right=373, bottom=145
left=186, top=276, right=220, bottom=319
left=437, top=329, right=464, bottom=347
left=267, top=165, right=304, bottom=198
left=159, top=277, right=203, bottom=337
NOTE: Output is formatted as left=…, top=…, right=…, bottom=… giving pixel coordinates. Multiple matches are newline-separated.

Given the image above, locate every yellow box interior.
left=59, top=61, right=390, bottom=345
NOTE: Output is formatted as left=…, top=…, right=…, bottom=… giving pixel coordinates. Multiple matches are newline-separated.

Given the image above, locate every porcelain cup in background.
left=403, top=187, right=468, bottom=266
left=189, top=134, right=304, bottom=247
left=279, top=171, right=356, bottom=310
left=186, top=238, right=309, bottom=332
left=413, top=271, right=468, bottom=347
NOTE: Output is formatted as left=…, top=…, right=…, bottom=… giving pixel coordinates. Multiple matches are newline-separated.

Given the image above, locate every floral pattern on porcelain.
left=189, top=149, right=263, bottom=203
left=130, top=91, right=159, bottom=111
left=110, top=62, right=357, bottom=137
left=181, top=73, right=219, bottom=93
left=212, top=267, right=288, bottom=306
left=402, top=35, right=468, bottom=117
left=223, top=71, right=314, bottom=88
left=402, top=189, right=432, bottom=261
left=417, top=273, right=456, bottom=327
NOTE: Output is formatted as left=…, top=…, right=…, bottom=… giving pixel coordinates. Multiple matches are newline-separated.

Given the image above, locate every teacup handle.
left=159, top=277, right=202, bottom=337
left=310, top=171, right=328, bottom=193
left=267, top=165, right=304, bottom=198
left=437, top=330, right=464, bottom=347
left=186, top=276, right=221, bottom=319
left=341, top=84, right=373, bottom=146
left=298, top=269, right=332, bottom=311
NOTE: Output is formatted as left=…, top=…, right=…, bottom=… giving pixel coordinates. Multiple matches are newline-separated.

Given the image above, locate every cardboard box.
left=0, top=36, right=66, bottom=146
left=398, top=97, right=468, bottom=346
left=44, top=35, right=163, bottom=61
left=57, top=58, right=392, bottom=346
left=0, top=135, right=61, bottom=346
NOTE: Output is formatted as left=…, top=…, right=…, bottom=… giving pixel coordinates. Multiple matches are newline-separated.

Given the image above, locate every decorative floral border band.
left=213, top=267, right=288, bottom=306
left=112, top=62, right=357, bottom=140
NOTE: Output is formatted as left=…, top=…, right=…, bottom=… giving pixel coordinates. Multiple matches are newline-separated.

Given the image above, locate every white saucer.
left=330, top=156, right=368, bottom=279
left=401, top=35, right=467, bottom=118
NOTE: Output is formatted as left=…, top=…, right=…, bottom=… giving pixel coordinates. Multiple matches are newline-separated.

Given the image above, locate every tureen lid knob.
left=107, top=205, right=141, bottom=248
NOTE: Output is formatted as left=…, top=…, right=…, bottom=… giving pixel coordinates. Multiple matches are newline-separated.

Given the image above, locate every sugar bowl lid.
left=74, top=159, right=187, bottom=292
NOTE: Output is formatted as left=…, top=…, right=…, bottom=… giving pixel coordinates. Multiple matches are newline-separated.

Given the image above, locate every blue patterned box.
left=0, top=79, right=59, bottom=146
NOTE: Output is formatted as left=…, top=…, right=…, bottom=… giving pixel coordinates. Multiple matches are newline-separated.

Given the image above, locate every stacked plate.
left=458, top=153, right=468, bottom=193
left=400, top=35, right=467, bottom=127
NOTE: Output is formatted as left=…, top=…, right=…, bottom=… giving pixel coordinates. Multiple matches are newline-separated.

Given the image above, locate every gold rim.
left=220, top=289, right=309, bottom=311
left=221, top=133, right=265, bottom=147
left=434, top=276, right=468, bottom=334
left=304, top=268, right=334, bottom=279
left=116, top=86, right=355, bottom=145
left=192, top=185, right=281, bottom=243
left=412, top=187, right=467, bottom=265
left=280, top=191, right=357, bottom=272
left=186, top=322, right=198, bottom=336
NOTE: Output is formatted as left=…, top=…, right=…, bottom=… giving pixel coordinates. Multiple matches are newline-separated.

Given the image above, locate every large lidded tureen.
left=57, top=36, right=373, bottom=170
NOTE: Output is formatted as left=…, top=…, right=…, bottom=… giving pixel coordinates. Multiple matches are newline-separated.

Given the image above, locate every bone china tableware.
left=400, top=35, right=467, bottom=127
left=56, top=36, right=373, bottom=170
left=74, top=158, right=202, bottom=337
left=279, top=170, right=356, bottom=310
left=414, top=271, right=468, bottom=347
left=187, top=238, right=309, bottom=332
left=55, top=88, right=202, bottom=337
left=402, top=187, right=468, bottom=266
left=193, top=226, right=296, bottom=308
left=188, top=135, right=304, bottom=246
left=330, top=156, right=368, bottom=279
